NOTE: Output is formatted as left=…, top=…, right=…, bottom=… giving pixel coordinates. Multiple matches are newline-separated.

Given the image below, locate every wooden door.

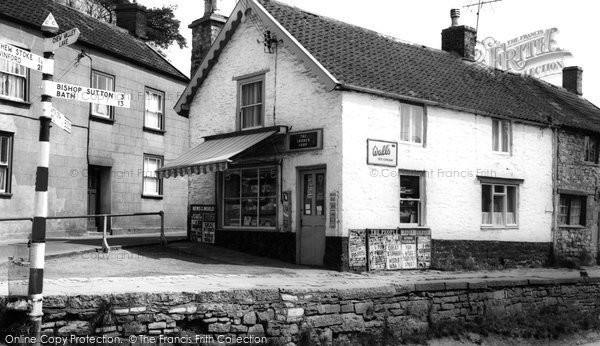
left=299, top=170, right=326, bottom=265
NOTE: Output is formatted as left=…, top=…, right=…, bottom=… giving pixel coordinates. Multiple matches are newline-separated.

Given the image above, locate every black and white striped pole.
left=28, top=13, right=59, bottom=338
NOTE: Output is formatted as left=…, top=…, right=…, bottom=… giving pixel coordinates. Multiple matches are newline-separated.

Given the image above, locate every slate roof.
left=258, top=0, right=600, bottom=132
left=0, top=0, right=188, bottom=82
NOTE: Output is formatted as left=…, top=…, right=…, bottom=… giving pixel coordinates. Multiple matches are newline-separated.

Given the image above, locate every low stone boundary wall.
left=2, top=277, right=600, bottom=344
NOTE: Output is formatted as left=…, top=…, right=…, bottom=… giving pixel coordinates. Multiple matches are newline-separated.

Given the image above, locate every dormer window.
left=238, top=75, right=264, bottom=130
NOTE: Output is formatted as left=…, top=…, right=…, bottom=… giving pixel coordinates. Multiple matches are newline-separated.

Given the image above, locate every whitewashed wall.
left=341, top=91, right=553, bottom=242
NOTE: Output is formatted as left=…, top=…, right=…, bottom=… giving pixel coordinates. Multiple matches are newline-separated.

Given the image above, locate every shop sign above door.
left=287, top=129, right=323, bottom=151
left=367, top=139, right=397, bottom=167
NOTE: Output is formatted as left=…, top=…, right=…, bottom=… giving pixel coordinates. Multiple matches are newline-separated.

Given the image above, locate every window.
left=481, top=183, right=518, bottom=226
left=91, top=71, right=114, bottom=119
left=400, top=103, right=424, bottom=144
left=0, top=57, right=27, bottom=101
left=222, top=166, right=277, bottom=228
left=238, top=76, right=264, bottom=130
left=0, top=132, right=13, bottom=194
left=142, top=155, right=163, bottom=197
left=492, top=119, right=511, bottom=153
left=559, top=195, right=586, bottom=226
left=584, top=136, right=599, bottom=163
left=399, top=172, right=425, bottom=225
left=144, top=88, right=164, bottom=131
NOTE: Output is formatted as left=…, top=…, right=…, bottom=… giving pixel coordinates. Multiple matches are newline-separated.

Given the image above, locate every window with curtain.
left=143, top=155, right=163, bottom=196
left=91, top=70, right=115, bottom=119
left=145, top=88, right=164, bottom=131
left=492, top=119, right=511, bottom=153
left=0, top=132, right=13, bottom=194
left=481, top=183, right=518, bottom=226
left=238, top=76, right=264, bottom=130
left=559, top=195, right=586, bottom=226
left=400, top=103, right=424, bottom=144
left=222, top=166, right=277, bottom=228
left=584, top=136, right=599, bottom=163
left=0, top=58, right=27, bottom=101
left=399, top=172, right=425, bottom=225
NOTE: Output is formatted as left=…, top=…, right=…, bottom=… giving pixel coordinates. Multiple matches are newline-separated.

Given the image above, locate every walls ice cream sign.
left=475, top=28, right=572, bottom=79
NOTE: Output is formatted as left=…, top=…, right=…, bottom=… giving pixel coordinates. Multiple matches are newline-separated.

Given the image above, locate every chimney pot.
left=450, top=9, right=460, bottom=26
left=563, top=66, right=583, bottom=95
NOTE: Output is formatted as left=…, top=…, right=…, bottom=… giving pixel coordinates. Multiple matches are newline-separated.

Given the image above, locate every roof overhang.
left=174, top=0, right=339, bottom=116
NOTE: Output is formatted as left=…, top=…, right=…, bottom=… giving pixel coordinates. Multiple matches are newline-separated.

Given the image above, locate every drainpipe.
left=551, top=127, right=559, bottom=260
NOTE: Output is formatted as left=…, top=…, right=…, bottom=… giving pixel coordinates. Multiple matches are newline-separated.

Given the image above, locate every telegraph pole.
left=28, top=13, right=59, bottom=339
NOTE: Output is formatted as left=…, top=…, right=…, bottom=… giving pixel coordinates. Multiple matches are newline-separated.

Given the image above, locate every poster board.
left=348, top=229, right=367, bottom=269
left=189, top=204, right=216, bottom=244
left=362, top=228, right=431, bottom=271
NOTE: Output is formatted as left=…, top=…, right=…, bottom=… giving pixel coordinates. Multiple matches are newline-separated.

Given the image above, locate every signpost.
left=0, top=41, right=49, bottom=73
left=50, top=107, right=72, bottom=134
left=45, top=81, right=131, bottom=108
left=44, top=28, right=80, bottom=52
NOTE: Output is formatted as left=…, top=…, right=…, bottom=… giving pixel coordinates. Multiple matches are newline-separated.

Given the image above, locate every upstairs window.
left=238, top=76, right=264, bottom=130
left=0, top=58, right=27, bottom=101
left=559, top=195, right=586, bottom=226
left=0, top=132, right=13, bottom=194
left=145, top=88, right=165, bottom=131
left=584, top=136, right=599, bottom=163
left=400, top=103, right=424, bottom=144
left=91, top=70, right=115, bottom=119
left=492, top=119, right=511, bottom=153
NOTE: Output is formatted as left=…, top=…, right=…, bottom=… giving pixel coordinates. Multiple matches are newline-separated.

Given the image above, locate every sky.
left=138, top=0, right=600, bottom=107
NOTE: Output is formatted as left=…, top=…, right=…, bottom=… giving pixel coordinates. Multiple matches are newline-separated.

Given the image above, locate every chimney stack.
left=441, top=9, right=477, bottom=61
left=115, top=2, right=147, bottom=39
left=562, top=66, right=583, bottom=95
left=189, top=0, right=228, bottom=76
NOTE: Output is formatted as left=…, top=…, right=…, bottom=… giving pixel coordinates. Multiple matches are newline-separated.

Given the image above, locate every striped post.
left=28, top=17, right=58, bottom=338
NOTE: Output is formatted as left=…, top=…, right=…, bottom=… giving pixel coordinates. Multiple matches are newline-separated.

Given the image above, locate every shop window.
left=238, top=75, right=264, bottom=130
left=91, top=70, right=115, bottom=120
left=399, top=172, right=425, bottom=225
left=0, top=132, right=13, bottom=194
left=223, top=166, right=277, bottom=228
left=492, top=119, right=511, bottom=153
left=559, top=195, right=586, bottom=226
left=584, top=136, right=599, bottom=163
left=144, top=88, right=164, bottom=131
left=142, top=154, right=163, bottom=197
left=399, top=103, right=424, bottom=144
left=0, top=56, right=27, bottom=102
left=481, top=183, right=518, bottom=226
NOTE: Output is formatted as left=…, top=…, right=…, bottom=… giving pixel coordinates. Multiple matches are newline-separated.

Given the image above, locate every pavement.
left=0, top=232, right=188, bottom=265
left=1, top=238, right=597, bottom=297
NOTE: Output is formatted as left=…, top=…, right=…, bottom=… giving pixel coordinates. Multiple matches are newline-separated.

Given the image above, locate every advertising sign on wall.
left=367, top=139, right=397, bottom=167
left=189, top=205, right=216, bottom=244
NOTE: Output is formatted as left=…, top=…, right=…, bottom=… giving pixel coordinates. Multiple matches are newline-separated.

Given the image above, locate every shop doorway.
left=298, top=169, right=326, bottom=265
left=87, top=165, right=111, bottom=231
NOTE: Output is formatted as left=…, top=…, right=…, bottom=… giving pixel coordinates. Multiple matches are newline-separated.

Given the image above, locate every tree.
left=55, top=0, right=187, bottom=49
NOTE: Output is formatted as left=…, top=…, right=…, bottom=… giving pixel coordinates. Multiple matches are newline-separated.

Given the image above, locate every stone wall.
left=2, top=278, right=600, bottom=344
left=556, top=129, right=600, bottom=264
left=431, top=239, right=552, bottom=270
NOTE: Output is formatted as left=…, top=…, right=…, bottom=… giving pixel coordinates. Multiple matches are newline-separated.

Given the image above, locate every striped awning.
left=157, top=129, right=280, bottom=179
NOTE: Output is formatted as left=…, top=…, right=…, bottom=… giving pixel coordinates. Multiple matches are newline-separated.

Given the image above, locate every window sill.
left=397, top=225, right=430, bottom=230
left=0, top=97, right=31, bottom=108
left=481, top=225, right=519, bottom=230
left=558, top=225, right=587, bottom=229
left=492, top=151, right=511, bottom=156
left=398, top=140, right=424, bottom=147
left=143, top=127, right=166, bottom=135
left=0, top=192, right=13, bottom=199
left=90, top=115, right=114, bottom=124
left=580, top=161, right=599, bottom=167
left=221, top=227, right=278, bottom=232
left=141, top=194, right=163, bottom=200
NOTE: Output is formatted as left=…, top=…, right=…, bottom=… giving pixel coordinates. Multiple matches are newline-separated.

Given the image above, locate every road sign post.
left=27, top=13, right=60, bottom=342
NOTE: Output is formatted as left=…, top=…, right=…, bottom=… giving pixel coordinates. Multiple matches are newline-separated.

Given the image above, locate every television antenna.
left=463, top=0, right=502, bottom=37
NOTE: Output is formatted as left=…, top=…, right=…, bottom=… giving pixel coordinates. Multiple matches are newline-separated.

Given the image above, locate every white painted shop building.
left=158, top=0, right=593, bottom=270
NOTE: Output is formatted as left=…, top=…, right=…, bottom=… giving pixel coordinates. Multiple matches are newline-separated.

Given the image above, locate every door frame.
left=295, top=164, right=327, bottom=264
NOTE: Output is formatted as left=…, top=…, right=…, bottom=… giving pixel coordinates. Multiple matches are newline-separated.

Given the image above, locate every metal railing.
left=0, top=211, right=166, bottom=253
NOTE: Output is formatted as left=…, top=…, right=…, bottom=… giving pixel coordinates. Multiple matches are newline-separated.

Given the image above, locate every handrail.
left=0, top=211, right=167, bottom=252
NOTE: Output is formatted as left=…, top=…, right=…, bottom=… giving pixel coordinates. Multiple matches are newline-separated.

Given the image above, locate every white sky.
left=138, top=0, right=600, bottom=106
